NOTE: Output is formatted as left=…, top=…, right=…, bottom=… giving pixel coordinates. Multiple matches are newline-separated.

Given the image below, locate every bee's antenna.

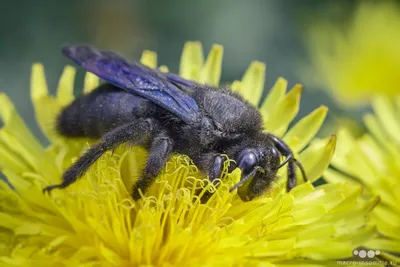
left=230, top=166, right=264, bottom=192
left=274, top=154, right=293, bottom=170
left=274, top=155, right=308, bottom=183
left=294, top=159, right=308, bottom=182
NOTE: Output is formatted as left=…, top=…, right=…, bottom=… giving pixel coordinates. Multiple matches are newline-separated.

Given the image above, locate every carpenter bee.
left=43, top=45, right=307, bottom=201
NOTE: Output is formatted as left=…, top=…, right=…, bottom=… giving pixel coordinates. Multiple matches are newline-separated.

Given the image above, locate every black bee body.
left=44, top=45, right=306, bottom=201
left=58, top=84, right=158, bottom=139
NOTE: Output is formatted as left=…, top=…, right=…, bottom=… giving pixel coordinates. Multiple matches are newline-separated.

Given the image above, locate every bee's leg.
left=209, top=155, right=226, bottom=182
left=267, top=134, right=307, bottom=192
left=132, top=132, right=173, bottom=200
left=195, top=153, right=230, bottom=183
left=192, top=154, right=228, bottom=203
left=43, top=119, right=154, bottom=194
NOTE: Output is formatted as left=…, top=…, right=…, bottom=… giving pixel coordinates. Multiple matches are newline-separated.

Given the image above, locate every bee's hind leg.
left=43, top=119, right=154, bottom=195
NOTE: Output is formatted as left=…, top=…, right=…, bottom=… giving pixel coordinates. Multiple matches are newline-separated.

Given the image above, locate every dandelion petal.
left=179, top=41, right=204, bottom=81
left=140, top=50, right=158, bottom=69
left=56, top=65, right=76, bottom=106
left=200, top=44, right=223, bottom=86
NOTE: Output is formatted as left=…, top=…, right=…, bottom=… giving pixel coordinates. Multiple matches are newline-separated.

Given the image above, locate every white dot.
left=375, top=250, right=380, bottom=255
left=367, top=250, right=375, bottom=258
left=359, top=250, right=367, bottom=258
left=353, top=250, right=359, bottom=255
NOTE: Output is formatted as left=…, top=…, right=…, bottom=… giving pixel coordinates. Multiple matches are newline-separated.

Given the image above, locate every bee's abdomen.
left=57, top=83, right=157, bottom=138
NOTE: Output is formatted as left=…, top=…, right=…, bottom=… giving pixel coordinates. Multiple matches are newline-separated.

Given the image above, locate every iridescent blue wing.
left=62, top=45, right=200, bottom=124
left=164, top=72, right=199, bottom=91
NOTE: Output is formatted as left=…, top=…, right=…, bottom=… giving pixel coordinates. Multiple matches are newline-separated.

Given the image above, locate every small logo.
left=353, top=249, right=380, bottom=258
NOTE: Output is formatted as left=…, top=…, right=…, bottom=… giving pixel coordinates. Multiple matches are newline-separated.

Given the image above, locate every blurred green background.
left=0, top=0, right=361, bottom=143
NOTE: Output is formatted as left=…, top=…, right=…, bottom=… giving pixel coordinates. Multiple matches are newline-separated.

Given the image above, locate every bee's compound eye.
left=237, top=150, right=258, bottom=175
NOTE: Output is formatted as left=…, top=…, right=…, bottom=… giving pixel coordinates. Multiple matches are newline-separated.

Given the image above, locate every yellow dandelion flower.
left=325, top=96, right=400, bottom=262
left=305, top=1, right=400, bottom=106
left=0, top=42, right=378, bottom=266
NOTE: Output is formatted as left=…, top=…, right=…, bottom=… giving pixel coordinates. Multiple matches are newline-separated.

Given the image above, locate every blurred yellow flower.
left=325, top=96, right=400, bottom=262
left=305, top=1, right=400, bottom=106
left=0, top=42, right=377, bottom=266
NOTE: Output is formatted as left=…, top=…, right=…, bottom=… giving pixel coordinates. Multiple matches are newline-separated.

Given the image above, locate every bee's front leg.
left=267, top=134, right=308, bottom=191
left=209, top=155, right=226, bottom=182
left=191, top=153, right=229, bottom=202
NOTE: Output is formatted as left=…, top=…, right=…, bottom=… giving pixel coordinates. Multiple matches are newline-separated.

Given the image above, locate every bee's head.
left=230, top=135, right=283, bottom=201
